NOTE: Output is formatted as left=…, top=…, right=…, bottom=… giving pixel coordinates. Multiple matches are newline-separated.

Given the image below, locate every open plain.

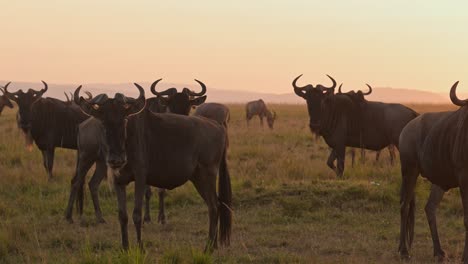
left=0, top=103, right=463, bottom=263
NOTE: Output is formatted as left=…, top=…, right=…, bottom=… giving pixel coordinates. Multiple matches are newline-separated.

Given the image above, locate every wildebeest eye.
left=92, top=104, right=99, bottom=110
left=123, top=103, right=130, bottom=109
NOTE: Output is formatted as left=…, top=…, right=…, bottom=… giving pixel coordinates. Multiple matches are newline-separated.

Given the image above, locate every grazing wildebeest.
left=398, top=81, right=468, bottom=262
left=245, top=99, right=276, bottom=129
left=0, top=85, right=14, bottom=115
left=4, top=81, right=91, bottom=180
left=73, top=84, right=231, bottom=251
left=293, top=74, right=418, bottom=177
left=65, top=79, right=208, bottom=224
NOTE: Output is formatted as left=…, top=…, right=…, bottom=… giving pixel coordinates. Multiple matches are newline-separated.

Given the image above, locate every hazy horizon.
left=1, top=1, right=467, bottom=95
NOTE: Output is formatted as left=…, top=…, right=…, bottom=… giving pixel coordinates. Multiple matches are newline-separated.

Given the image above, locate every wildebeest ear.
left=190, top=95, right=207, bottom=106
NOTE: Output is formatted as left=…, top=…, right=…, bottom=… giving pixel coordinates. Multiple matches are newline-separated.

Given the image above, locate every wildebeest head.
left=74, top=84, right=146, bottom=170
left=4, top=81, right=48, bottom=132
left=266, top=110, right=277, bottom=129
left=292, top=74, right=337, bottom=132
left=151, top=79, right=207, bottom=115
left=0, top=85, right=14, bottom=115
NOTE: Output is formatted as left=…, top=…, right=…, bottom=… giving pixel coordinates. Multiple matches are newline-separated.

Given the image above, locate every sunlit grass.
left=0, top=103, right=463, bottom=263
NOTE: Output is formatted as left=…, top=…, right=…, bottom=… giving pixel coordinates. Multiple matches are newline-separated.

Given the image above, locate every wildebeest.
left=245, top=99, right=276, bottom=129
left=0, top=85, right=14, bottom=115
left=337, top=84, right=397, bottom=166
left=398, top=81, right=468, bottom=262
left=194, top=103, right=230, bottom=127
left=65, top=79, right=208, bottom=224
left=4, top=81, right=91, bottom=180
left=293, top=74, right=418, bottom=177
left=73, top=83, right=231, bottom=251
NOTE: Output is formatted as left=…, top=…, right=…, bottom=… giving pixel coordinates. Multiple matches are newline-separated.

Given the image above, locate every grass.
left=0, top=103, right=464, bottom=263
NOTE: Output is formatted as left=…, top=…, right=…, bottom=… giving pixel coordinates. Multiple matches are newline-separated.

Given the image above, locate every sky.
left=1, top=1, right=467, bottom=94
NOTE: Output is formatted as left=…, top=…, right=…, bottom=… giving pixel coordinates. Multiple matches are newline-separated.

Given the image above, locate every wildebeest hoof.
left=434, top=250, right=446, bottom=262
left=399, top=252, right=411, bottom=261
left=158, top=215, right=166, bottom=225
left=96, top=217, right=106, bottom=224
left=144, top=216, right=151, bottom=223
left=65, top=217, right=73, bottom=224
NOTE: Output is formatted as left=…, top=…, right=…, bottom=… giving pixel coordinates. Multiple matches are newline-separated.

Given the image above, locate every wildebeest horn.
left=84, top=91, right=92, bottom=100
left=40, top=80, right=48, bottom=94
left=338, top=84, right=343, bottom=94
left=185, top=79, right=207, bottom=96
left=449, top=81, right=466, bottom=107
left=150, top=78, right=174, bottom=96
left=292, top=74, right=308, bottom=97
left=64, top=92, right=70, bottom=102
left=363, top=84, right=372, bottom=95
left=325, top=75, right=337, bottom=91
left=127, top=83, right=147, bottom=116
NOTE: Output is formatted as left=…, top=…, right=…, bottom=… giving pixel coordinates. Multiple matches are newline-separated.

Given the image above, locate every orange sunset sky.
left=1, top=1, right=467, bottom=94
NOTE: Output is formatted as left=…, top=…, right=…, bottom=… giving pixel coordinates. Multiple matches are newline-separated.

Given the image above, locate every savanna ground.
left=0, top=103, right=464, bottom=263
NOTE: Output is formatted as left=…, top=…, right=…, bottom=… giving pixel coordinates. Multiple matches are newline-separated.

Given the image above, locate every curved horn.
left=338, top=84, right=343, bottom=94
left=185, top=79, right=207, bottom=96
left=363, top=84, right=372, bottom=95
left=64, top=92, right=70, bottom=102
left=40, top=80, right=48, bottom=94
left=450, top=81, right=466, bottom=107
left=74, top=85, right=85, bottom=105
left=150, top=78, right=172, bottom=96
left=3, top=82, right=13, bottom=95
left=325, top=75, right=337, bottom=91
left=128, top=83, right=147, bottom=116
left=84, top=91, right=92, bottom=100
left=292, top=74, right=308, bottom=97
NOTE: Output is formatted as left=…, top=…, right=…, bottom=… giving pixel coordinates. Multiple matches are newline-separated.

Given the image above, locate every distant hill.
left=0, top=80, right=455, bottom=104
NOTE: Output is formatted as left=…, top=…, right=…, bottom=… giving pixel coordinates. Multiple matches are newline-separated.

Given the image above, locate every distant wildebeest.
left=73, top=83, right=231, bottom=251
left=4, top=81, right=90, bottom=180
left=245, top=99, right=276, bottom=129
left=65, top=79, right=208, bottom=224
left=398, top=81, right=468, bottom=262
left=0, top=85, right=14, bottom=115
left=293, top=74, right=418, bottom=177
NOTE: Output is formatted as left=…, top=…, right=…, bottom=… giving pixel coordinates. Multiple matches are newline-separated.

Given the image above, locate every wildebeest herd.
left=0, top=76, right=467, bottom=262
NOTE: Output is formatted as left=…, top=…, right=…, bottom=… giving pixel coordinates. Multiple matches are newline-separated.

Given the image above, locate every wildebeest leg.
left=65, top=154, right=94, bottom=223
left=133, top=178, right=146, bottom=249
left=389, top=145, right=396, bottom=166
left=42, top=148, right=55, bottom=180
left=192, top=167, right=218, bottom=252
left=115, top=183, right=129, bottom=250
left=425, top=184, right=446, bottom=260
left=259, top=115, right=264, bottom=127
left=459, top=170, right=468, bottom=263
left=375, top=150, right=381, bottom=163
left=157, top=188, right=166, bottom=224
left=88, top=160, right=107, bottom=223
left=143, top=186, right=152, bottom=223
left=398, top=163, right=418, bottom=259
left=360, top=148, right=366, bottom=164
left=335, top=145, right=345, bottom=178
left=326, top=150, right=336, bottom=171
left=350, top=148, right=355, bottom=168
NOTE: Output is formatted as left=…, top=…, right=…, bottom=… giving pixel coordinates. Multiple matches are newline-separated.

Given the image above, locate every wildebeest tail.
left=218, top=147, right=232, bottom=246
